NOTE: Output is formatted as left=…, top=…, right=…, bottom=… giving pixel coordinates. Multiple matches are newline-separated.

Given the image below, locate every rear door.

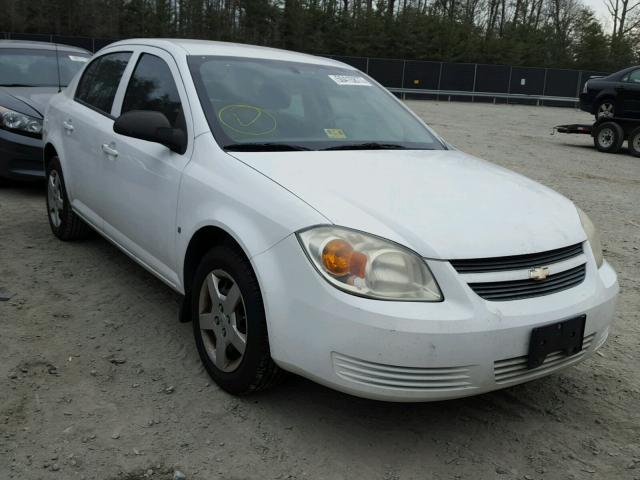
left=102, top=47, right=194, bottom=287
left=64, top=50, right=133, bottom=226
left=618, top=68, right=640, bottom=118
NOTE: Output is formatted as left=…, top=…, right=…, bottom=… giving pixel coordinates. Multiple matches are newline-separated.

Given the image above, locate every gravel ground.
left=1, top=101, right=639, bottom=480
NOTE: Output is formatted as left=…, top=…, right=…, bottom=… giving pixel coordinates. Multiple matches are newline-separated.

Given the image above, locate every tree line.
left=0, top=0, right=638, bottom=72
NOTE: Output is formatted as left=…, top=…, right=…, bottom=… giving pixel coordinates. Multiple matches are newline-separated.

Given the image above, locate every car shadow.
left=0, top=178, right=45, bottom=196
left=557, top=142, right=632, bottom=156
left=242, top=360, right=593, bottom=430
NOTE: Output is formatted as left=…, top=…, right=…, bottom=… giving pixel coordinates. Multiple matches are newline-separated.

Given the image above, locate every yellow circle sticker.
left=218, top=104, right=277, bottom=136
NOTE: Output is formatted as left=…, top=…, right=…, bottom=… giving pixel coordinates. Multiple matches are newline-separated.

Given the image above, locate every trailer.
left=553, top=117, right=640, bottom=157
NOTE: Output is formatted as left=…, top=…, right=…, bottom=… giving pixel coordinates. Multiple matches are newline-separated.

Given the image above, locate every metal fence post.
left=472, top=63, right=478, bottom=103
left=576, top=71, right=583, bottom=100
left=541, top=68, right=547, bottom=107
left=506, top=66, right=513, bottom=105
left=437, top=62, right=443, bottom=102
left=401, top=60, right=406, bottom=100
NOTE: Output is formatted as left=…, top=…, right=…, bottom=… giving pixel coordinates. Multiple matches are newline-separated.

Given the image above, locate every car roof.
left=105, top=38, right=353, bottom=69
left=616, top=65, right=640, bottom=75
left=0, top=39, right=91, bottom=54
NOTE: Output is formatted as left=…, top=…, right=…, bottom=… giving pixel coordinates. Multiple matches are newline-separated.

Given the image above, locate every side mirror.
left=113, top=110, right=187, bottom=154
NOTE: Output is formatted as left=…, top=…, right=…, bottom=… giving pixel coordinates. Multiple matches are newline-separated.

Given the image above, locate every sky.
left=583, top=0, right=612, bottom=31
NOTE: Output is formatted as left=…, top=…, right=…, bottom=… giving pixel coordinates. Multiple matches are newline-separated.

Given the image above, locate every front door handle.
left=62, top=120, right=74, bottom=133
left=101, top=143, right=118, bottom=157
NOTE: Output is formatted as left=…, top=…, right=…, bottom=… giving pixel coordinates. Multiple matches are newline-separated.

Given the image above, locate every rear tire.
left=191, top=243, right=284, bottom=395
left=593, top=121, right=624, bottom=153
left=46, top=156, right=91, bottom=240
left=595, top=99, right=615, bottom=120
left=628, top=127, right=640, bottom=157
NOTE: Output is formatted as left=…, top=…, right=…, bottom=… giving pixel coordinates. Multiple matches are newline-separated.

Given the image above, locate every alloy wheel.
left=597, top=102, right=614, bottom=119
left=198, top=269, right=248, bottom=372
left=47, top=170, right=64, bottom=228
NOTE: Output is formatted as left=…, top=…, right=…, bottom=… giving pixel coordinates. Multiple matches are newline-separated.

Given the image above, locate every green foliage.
left=574, top=9, right=611, bottom=71
left=0, top=0, right=636, bottom=71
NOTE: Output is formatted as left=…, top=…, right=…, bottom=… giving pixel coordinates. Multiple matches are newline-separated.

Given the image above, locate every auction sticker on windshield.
left=324, top=128, right=347, bottom=139
left=328, top=75, right=372, bottom=86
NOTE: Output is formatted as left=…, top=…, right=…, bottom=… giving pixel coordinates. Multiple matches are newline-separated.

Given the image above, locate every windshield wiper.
left=0, top=83, right=52, bottom=87
left=322, top=142, right=409, bottom=151
left=224, top=143, right=311, bottom=151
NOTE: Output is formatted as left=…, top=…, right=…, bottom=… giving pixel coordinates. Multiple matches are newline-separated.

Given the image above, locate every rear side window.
left=75, top=52, right=131, bottom=115
left=121, top=53, right=184, bottom=129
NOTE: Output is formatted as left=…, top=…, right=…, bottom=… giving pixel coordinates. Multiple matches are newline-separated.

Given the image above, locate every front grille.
left=494, top=332, right=595, bottom=384
left=450, top=243, right=583, bottom=273
left=468, top=264, right=586, bottom=301
left=332, top=353, right=474, bottom=391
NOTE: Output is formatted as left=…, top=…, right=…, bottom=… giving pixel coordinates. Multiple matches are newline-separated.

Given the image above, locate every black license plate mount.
left=527, top=315, right=586, bottom=369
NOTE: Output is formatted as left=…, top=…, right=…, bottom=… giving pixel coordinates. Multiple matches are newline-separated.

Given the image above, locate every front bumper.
left=253, top=235, right=619, bottom=402
left=0, top=128, right=44, bottom=180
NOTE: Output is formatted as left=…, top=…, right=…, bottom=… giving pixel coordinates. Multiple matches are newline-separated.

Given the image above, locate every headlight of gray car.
left=0, top=106, right=43, bottom=136
left=577, top=208, right=604, bottom=268
left=297, top=226, right=443, bottom=301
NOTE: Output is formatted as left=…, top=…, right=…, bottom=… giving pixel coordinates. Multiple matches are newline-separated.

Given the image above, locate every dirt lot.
left=1, top=101, right=639, bottom=480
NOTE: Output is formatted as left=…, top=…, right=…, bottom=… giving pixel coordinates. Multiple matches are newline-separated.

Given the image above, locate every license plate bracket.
left=527, top=315, right=586, bottom=369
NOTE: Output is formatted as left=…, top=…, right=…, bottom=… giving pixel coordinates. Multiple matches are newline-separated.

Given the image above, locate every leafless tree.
left=606, top=0, right=640, bottom=39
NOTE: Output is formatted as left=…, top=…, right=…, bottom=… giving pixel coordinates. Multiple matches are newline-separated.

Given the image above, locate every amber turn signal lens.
left=321, top=239, right=367, bottom=278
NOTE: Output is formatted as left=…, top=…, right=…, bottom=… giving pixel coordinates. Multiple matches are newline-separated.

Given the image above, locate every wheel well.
left=183, top=226, right=245, bottom=294
left=596, top=95, right=614, bottom=106
left=43, top=143, right=57, bottom=171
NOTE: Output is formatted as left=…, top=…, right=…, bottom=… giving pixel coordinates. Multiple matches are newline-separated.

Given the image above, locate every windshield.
left=0, top=48, right=90, bottom=87
left=188, top=56, right=444, bottom=151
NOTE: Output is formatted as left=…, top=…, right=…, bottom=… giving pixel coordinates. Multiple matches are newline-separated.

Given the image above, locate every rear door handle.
left=101, top=143, right=118, bottom=157
left=62, top=120, right=74, bottom=133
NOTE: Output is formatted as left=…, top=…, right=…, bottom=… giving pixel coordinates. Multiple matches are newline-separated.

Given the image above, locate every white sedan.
left=43, top=39, right=618, bottom=401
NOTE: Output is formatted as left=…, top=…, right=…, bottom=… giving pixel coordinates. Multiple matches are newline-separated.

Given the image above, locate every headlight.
left=0, top=106, right=43, bottom=137
left=297, top=226, right=442, bottom=301
left=577, top=208, right=603, bottom=267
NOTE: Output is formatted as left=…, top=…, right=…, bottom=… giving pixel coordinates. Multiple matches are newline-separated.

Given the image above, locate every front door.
left=101, top=48, right=193, bottom=287
left=618, top=68, right=640, bottom=118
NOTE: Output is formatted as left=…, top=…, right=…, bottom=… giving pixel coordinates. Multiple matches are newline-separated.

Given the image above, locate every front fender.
left=175, top=134, right=328, bottom=291
left=594, top=89, right=618, bottom=105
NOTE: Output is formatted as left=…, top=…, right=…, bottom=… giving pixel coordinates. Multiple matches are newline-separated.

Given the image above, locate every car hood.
left=231, top=149, right=586, bottom=259
left=0, top=86, right=59, bottom=117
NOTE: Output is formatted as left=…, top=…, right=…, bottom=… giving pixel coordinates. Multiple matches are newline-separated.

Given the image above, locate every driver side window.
left=624, top=69, right=640, bottom=83
left=121, top=53, right=185, bottom=130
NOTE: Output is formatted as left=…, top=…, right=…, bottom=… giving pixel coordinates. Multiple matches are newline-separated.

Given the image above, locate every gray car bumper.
left=0, top=128, right=43, bottom=180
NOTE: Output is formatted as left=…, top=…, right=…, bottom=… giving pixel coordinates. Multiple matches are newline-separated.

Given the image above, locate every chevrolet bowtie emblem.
left=529, top=266, right=550, bottom=281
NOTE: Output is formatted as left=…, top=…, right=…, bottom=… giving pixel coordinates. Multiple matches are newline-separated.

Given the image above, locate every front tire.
left=593, top=121, right=624, bottom=153
left=46, top=156, right=91, bottom=240
left=191, top=243, right=283, bottom=395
